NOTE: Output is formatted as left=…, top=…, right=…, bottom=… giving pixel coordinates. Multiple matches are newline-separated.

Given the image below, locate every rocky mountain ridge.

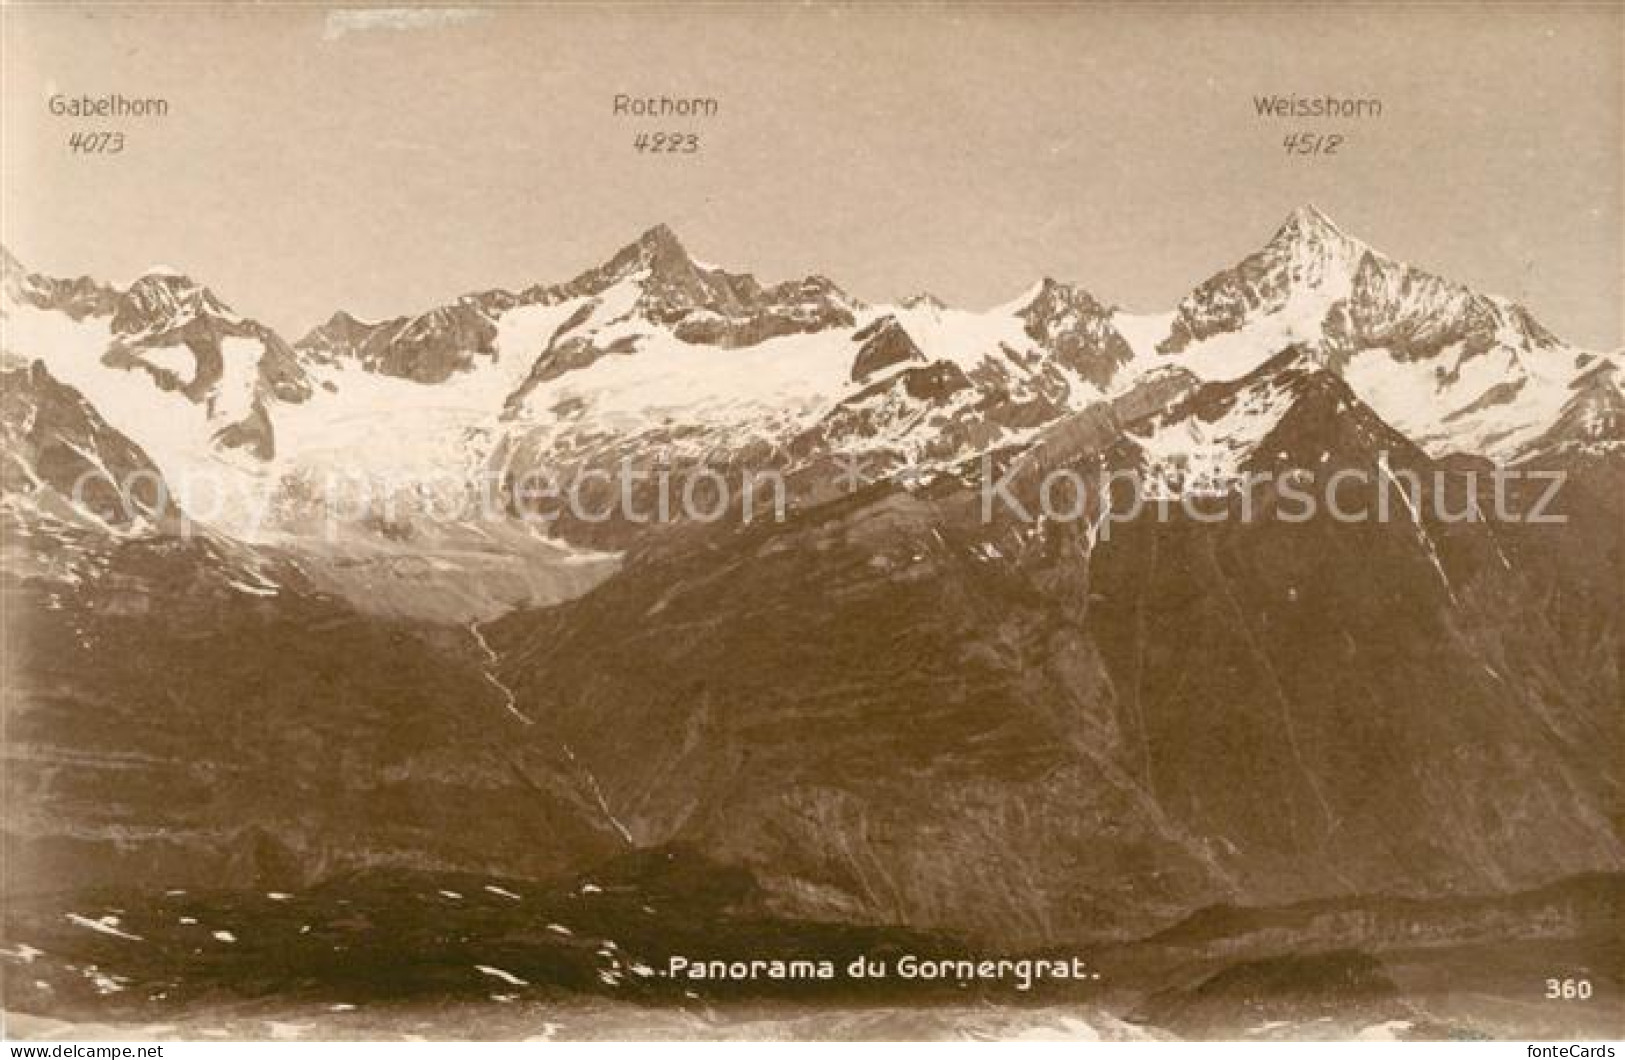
left=2, top=211, right=1620, bottom=993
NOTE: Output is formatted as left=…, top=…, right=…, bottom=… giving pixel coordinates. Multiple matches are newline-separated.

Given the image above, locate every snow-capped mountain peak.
left=1014, top=279, right=1135, bottom=390
left=900, top=292, right=947, bottom=312
left=112, top=271, right=241, bottom=337
left=628, top=221, right=690, bottom=267
left=1160, top=205, right=1369, bottom=357
left=1276, top=201, right=1354, bottom=244
left=1146, top=205, right=1614, bottom=460
left=1269, top=204, right=1368, bottom=282
left=586, top=223, right=701, bottom=291
left=3, top=253, right=313, bottom=494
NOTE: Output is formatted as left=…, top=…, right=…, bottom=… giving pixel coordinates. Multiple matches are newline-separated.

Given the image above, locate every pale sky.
left=2, top=2, right=1620, bottom=348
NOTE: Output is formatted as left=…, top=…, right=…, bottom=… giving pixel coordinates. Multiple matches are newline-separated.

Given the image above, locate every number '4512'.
left=1283, top=132, right=1342, bottom=156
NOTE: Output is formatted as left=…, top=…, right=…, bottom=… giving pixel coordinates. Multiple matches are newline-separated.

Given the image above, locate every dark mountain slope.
left=2, top=526, right=622, bottom=899
left=483, top=358, right=1622, bottom=945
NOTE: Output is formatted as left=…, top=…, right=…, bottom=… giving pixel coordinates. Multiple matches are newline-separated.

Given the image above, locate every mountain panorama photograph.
left=0, top=1, right=1621, bottom=1048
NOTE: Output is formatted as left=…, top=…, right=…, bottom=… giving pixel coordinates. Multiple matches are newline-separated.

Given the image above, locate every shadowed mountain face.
left=1159, top=206, right=1366, bottom=355
left=1018, top=279, right=1136, bottom=389
left=1, top=363, right=176, bottom=532
left=2, top=525, right=622, bottom=899
left=7, top=348, right=1615, bottom=948
left=106, top=273, right=315, bottom=459
left=480, top=360, right=1622, bottom=945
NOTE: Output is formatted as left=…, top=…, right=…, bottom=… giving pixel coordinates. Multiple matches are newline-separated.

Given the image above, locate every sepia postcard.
left=1, top=0, right=1621, bottom=1048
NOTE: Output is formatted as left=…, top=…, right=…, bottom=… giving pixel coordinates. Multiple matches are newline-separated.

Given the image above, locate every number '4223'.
left=634, top=132, right=699, bottom=154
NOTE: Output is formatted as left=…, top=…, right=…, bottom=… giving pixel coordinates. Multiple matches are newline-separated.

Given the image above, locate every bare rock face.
left=527, top=224, right=752, bottom=319
left=0, top=363, right=176, bottom=530
left=294, top=309, right=378, bottom=364
left=1322, top=251, right=1561, bottom=364
left=4, top=219, right=1621, bottom=978
left=295, top=295, right=514, bottom=384
left=849, top=316, right=927, bottom=382
left=107, top=273, right=312, bottom=458
left=898, top=360, right=974, bottom=402
left=1160, top=205, right=1564, bottom=371
left=2, top=245, right=118, bottom=320
left=1148, top=207, right=1597, bottom=462
left=1017, top=279, right=1134, bottom=389
left=0, top=376, right=630, bottom=893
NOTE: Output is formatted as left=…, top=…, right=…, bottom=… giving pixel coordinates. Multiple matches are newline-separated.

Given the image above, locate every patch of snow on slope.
left=1342, top=345, right=1576, bottom=459
left=65, top=914, right=142, bottom=941
left=1132, top=377, right=1295, bottom=492
left=517, top=325, right=855, bottom=442
left=475, top=965, right=529, bottom=986
left=1112, top=311, right=1176, bottom=370
left=212, top=336, right=265, bottom=425
left=259, top=299, right=591, bottom=521
left=5, top=301, right=268, bottom=519
left=1176, top=297, right=1336, bottom=382
left=887, top=302, right=1027, bottom=375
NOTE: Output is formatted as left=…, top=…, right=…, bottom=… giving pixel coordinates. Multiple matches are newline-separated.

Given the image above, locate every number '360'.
left=1546, top=978, right=1593, bottom=1000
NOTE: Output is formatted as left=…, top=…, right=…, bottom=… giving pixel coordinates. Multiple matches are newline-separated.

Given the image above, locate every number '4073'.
left=68, top=131, right=124, bottom=154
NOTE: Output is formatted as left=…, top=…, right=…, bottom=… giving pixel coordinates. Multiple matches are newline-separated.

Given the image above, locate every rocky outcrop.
left=301, top=226, right=858, bottom=388
left=849, top=317, right=926, bottom=382
left=1322, top=251, right=1561, bottom=363
left=1017, top=279, right=1134, bottom=389
left=295, top=295, right=514, bottom=384
left=0, top=363, right=176, bottom=530
left=2, top=245, right=118, bottom=321
left=1516, top=359, right=1625, bottom=460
